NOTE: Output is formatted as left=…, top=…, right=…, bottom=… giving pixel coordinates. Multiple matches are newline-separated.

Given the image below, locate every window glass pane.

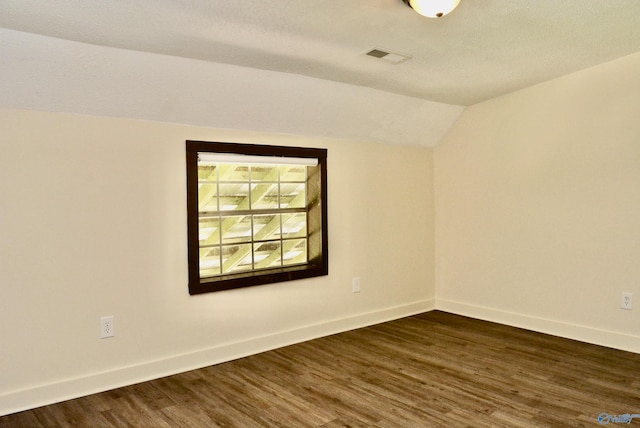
left=199, top=247, right=221, bottom=277
left=198, top=164, right=218, bottom=181
left=280, top=183, right=305, bottom=208
left=218, top=183, right=249, bottom=211
left=250, top=164, right=278, bottom=182
left=281, top=213, right=307, bottom=239
left=221, top=244, right=253, bottom=273
left=198, top=217, right=220, bottom=245
left=219, top=164, right=249, bottom=181
left=253, top=214, right=281, bottom=241
left=254, top=241, right=282, bottom=268
left=251, top=183, right=279, bottom=209
left=282, top=239, right=307, bottom=266
left=279, top=165, right=306, bottom=182
left=198, top=183, right=218, bottom=211
left=221, top=215, right=252, bottom=244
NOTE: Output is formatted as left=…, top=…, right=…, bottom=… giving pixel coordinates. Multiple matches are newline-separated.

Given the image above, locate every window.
left=186, top=141, right=328, bottom=294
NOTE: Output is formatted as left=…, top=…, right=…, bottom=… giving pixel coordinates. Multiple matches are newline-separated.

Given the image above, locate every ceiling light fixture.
left=402, top=0, right=461, bottom=18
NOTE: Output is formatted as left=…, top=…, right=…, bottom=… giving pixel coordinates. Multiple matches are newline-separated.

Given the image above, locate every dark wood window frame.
left=186, top=140, right=328, bottom=294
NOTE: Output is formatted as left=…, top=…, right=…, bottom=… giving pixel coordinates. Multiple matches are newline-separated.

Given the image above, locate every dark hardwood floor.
left=3, top=311, right=640, bottom=427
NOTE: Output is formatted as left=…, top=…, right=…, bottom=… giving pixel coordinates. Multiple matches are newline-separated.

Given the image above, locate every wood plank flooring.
left=2, top=311, right=640, bottom=427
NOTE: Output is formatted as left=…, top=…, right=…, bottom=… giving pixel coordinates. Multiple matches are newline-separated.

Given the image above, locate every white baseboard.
left=436, top=298, right=640, bottom=354
left=0, top=299, right=435, bottom=416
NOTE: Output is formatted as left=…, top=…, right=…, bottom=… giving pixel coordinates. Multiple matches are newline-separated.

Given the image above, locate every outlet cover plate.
left=100, top=316, right=115, bottom=338
left=621, top=292, right=633, bottom=310
left=352, top=277, right=361, bottom=293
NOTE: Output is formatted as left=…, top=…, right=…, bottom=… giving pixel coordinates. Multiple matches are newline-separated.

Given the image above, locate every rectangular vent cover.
left=365, top=48, right=412, bottom=64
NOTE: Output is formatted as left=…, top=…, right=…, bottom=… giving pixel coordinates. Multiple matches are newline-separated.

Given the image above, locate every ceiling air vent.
left=365, top=48, right=412, bottom=64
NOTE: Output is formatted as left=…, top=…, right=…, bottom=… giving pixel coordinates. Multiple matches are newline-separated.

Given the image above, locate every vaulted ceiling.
left=2, top=0, right=640, bottom=106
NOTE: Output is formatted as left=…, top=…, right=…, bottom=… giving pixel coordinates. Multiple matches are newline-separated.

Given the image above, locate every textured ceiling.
left=1, top=0, right=640, bottom=106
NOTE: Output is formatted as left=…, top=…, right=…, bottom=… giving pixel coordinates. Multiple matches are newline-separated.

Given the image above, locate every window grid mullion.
left=249, top=165, right=254, bottom=271
left=305, top=164, right=309, bottom=264
left=278, top=167, right=283, bottom=267
left=217, top=164, right=223, bottom=275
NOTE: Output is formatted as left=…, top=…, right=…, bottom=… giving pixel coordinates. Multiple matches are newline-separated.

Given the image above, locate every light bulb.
left=408, top=0, right=461, bottom=18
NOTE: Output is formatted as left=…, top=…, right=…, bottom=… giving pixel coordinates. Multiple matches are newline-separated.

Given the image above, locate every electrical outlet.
left=621, top=292, right=633, bottom=310
left=100, top=316, right=115, bottom=338
left=352, top=277, right=361, bottom=293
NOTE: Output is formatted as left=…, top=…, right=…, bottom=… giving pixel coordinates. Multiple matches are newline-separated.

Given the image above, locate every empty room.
left=1, top=1, right=640, bottom=426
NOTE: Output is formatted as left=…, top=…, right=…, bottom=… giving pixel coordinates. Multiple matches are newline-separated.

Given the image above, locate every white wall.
left=0, top=29, right=439, bottom=415
left=435, top=52, right=640, bottom=352
left=0, top=110, right=435, bottom=415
